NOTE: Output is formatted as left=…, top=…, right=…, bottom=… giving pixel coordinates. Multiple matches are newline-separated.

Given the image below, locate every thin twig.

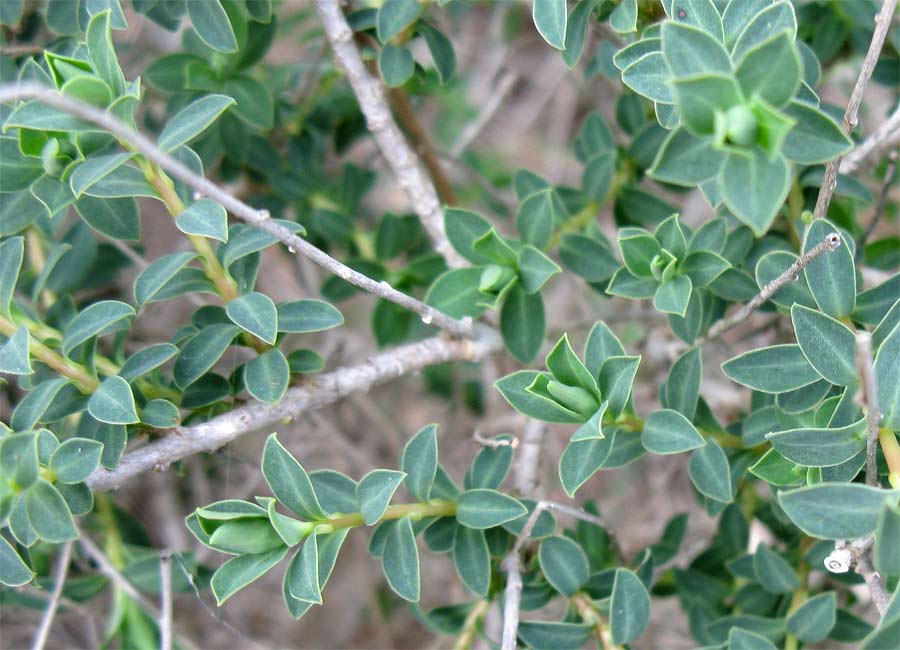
left=87, top=329, right=501, bottom=490
left=855, top=332, right=882, bottom=487
left=704, top=233, right=842, bottom=342
left=0, top=83, right=473, bottom=337
left=452, top=599, right=491, bottom=650
left=159, top=550, right=174, bottom=650
left=859, top=149, right=899, bottom=251
left=30, top=541, right=73, bottom=650
left=855, top=546, right=890, bottom=615
left=311, top=0, right=467, bottom=268
left=77, top=533, right=199, bottom=650
left=841, top=103, right=900, bottom=175
left=451, top=70, right=518, bottom=157
left=813, top=0, right=899, bottom=220
left=473, top=430, right=519, bottom=449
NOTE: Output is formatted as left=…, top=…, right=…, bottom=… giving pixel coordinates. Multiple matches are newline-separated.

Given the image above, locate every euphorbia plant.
left=1, top=0, right=899, bottom=649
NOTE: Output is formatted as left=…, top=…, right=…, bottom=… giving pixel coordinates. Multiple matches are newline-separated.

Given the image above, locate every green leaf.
left=0, top=534, right=33, bottom=587
left=455, top=489, right=526, bottom=529
left=609, top=568, right=651, bottom=645
left=622, top=52, right=673, bottom=103
left=778, top=483, right=899, bottom=539
left=559, top=233, right=619, bottom=282
left=791, top=305, right=856, bottom=386
left=607, top=267, right=659, bottom=299
left=86, top=9, right=126, bottom=93
left=173, top=324, right=240, bottom=388
left=284, top=529, right=349, bottom=617
left=356, top=470, right=406, bottom=525
left=402, top=424, right=438, bottom=502
left=546, top=334, right=596, bottom=391
left=564, top=0, right=601, bottom=66
left=0, top=431, right=39, bottom=489
left=680, top=251, right=730, bottom=287
left=225, top=75, right=275, bottom=130
left=787, top=592, right=836, bottom=642
left=227, top=292, right=278, bottom=344
left=641, top=409, right=706, bottom=455
left=855, top=274, right=899, bottom=325
left=376, top=0, right=421, bottom=42
left=0, top=138, right=42, bottom=193
left=722, top=344, right=821, bottom=393
left=558, top=434, right=616, bottom=497
left=208, top=519, right=285, bottom=555
left=75, top=195, right=141, bottom=241
left=517, top=188, right=565, bottom=249
left=26, top=479, right=78, bottom=543
left=875, top=323, right=900, bottom=429
left=211, top=547, right=288, bottom=605
left=618, top=229, right=660, bottom=278
left=287, top=534, right=321, bottom=603
left=661, top=22, right=732, bottom=77
left=378, top=44, right=414, bottom=87
left=732, top=0, right=797, bottom=62
left=651, top=128, right=726, bottom=187
left=444, top=208, right=493, bottom=263
left=518, top=622, right=593, bottom=649
left=518, top=245, right=561, bottom=294
left=119, top=343, right=179, bottom=383
left=245, top=349, right=290, bottom=404
left=465, top=435, right=514, bottom=490
left=767, top=419, right=866, bottom=467
left=728, top=628, right=778, bottom=650
left=0, top=237, right=24, bottom=318
left=875, top=503, right=900, bottom=577
left=262, top=434, right=325, bottom=520
left=500, top=284, right=545, bottom=364
left=735, top=31, right=801, bottom=108
left=158, top=94, right=236, bottom=153
left=452, top=525, right=490, bottom=597
left=61, top=300, right=135, bottom=357
left=0, top=327, right=32, bottom=375
left=720, top=150, right=790, bottom=236
left=539, top=535, right=589, bottom=597
left=418, top=22, right=455, bottom=83
left=653, top=275, right=692, bottom=316
left=70, top=153, right=133, bottom=198
left=598, top=356, right=641, bottom=418
left=753, top=544, right=798, bottom=594
left=382, top=516, right=419, bottom=602
left=689, top=440, right=733, bottom=502
left=665, top=345, right=702, bottom=419
left=175, top=199, right=228, bottom=242
left=802, top=219, right=856, bottom=318
left=187, top=0, right=238, bottom=52
left=782, top=101, right=853, bottom=164
left=141, top=399, right=180, bottom=428
left=88, top=375, right=139, bottom=425
left=133, top=252, right=198, bottom=306
left=532, top=0, right=567, bottom=49
left=609, top=0, right=637, bottom=34
left=277, top=300, right=343, bottom=333
left=495, top=371, right=583, bottom=424
left=426, top=268, right=489, bottom=319
left=722, top=0, right=774, bottom=49
left=584, top=322, right=626, bottom=378
left=861, top=615, right=900, bottom=650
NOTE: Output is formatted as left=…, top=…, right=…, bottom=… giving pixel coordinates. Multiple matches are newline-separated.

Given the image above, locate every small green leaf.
left=376, top=0, right=421, bottom=42
left=786, top=592, right=836, bottom=642
left=689, top=440, right=732, bottom=502
left=277, top=300, right=343, bottom=333
left=75, top=195, right=141, bottom=241
left=26, top=479, right=78, bottom=543
left=227, top=292, right=278, bottom=344
left=426, top=268, right=489, bottom=319
left=767, top=419, right=866, bottom=467
left=0, top=327, right=32, bottom=375
left=653, top=275, right=692, bottom=316
left=650, top=128, right=725, bottom=185
left=262, top=434, right=326, bottom=520
left=618, top=229, right=660, bottom=278
left=518, top=622, right=593, bottom=649
left=641, top=409, right=706, bottom=455
left=564, top=0, right=602, bottom=67
left=133, top=252, right=200, bottom=307
left=418, top=22, right=455, bottom=83
left=517, top=188, right=565, bottom=249
left=0, top=236, right=24, bottom=319
left=875, top=503, right=900, bottom=577
left=175, top=199, right=228, bottom=242
left=378, top=43, right=414, bottom=87
left=875, top=323, right=900, bottom=429
left=288, top=534, right=321, bottom=603
left=187, top=0, right=238, bottom=52
left=665, top=346, right=702, bottom=419
left=598, top=356, right=640, bottom=418
left=728, top=628, right=778, bottom=650
left=70, top=153, right=133, bottom=198
left=622, top=52, right=673, bottom=103
left=158, top=94, right=236, bottom=153
left=518, top=245, right=561, bottom=294
left=532, top=0, right=567, bottom=49
left=211, top=547, right=288, bottom=605
left=539, top=535, right=589, bottom=597
left=0, top=431, right=39, bottom=489
left=0, top=534, right=33, bottom=587
left=356, top=470, right=406, bottom=525
left=791, top=305, right=856, bottom=386
left=559, top=435, right=616, bottom=497
left=720, top=150, right=790, bottom=237
left=119, top=343, right=179, bottom=383
left=735, top=31, right=801, bottom=108
left=465, top=435, right=514, bottom=490
left=609, top=568, right=651, bottom=645
left=382, top=516, right=420, bottom=602
left=455, top=489, right=527, bottom=529
left=61, top=300, right=135, bottom=357
left=559, top=233, right=619, bottom=282
left=609, top=0, right=637, bottom=34
left=49, top=438, right=103, bottom=484
left=444, top=208, right=493, bottom=263
left=141, top=399, right=180, bottom=429
left=173, top=324, right=240, bottom=388
left=401, top=424, right=438, bottom=502
left=722, top=344, right=821, bottom=393
left=732, top=0, right=797, bottom=62
left=661, top=22, right=731, bottom=77
left=500, top=284, right=545, bottom=364
left=778, top=483, right=899, bottom=539
left=495, top=371, right=583, bottom=424
left=753, top=544, right=798, bottom=594
left=452, top=526, right=490, bottom=597
left=88, top=375, right=139, bottom=425
left=782, top=101, right=853, bottom=164
left=802, top=219, right=856, bottom=318
left=244, top=349, right=290, bottom=404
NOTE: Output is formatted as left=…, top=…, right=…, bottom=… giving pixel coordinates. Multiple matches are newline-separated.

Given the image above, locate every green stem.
left=452, top=599, right=490, bottom=650
left=571, top=592, right=621, bottom=650
left=318, top=500, right=456, bottom=533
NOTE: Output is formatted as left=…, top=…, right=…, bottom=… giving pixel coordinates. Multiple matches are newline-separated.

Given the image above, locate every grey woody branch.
left=87, top=330, right=501, bottom=491
left=311, top=0, right=469, bottom=269
left=813, top=0, right=898, bottom=220
left=0, top=83, right=473, bottom=338
left=840, top=103, right=900, bottom=175
left=703, top=233, right=842, bottom=342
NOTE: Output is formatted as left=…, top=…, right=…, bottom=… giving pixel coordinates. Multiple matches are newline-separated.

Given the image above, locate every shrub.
left=0, top=0, right=898, bottom=648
